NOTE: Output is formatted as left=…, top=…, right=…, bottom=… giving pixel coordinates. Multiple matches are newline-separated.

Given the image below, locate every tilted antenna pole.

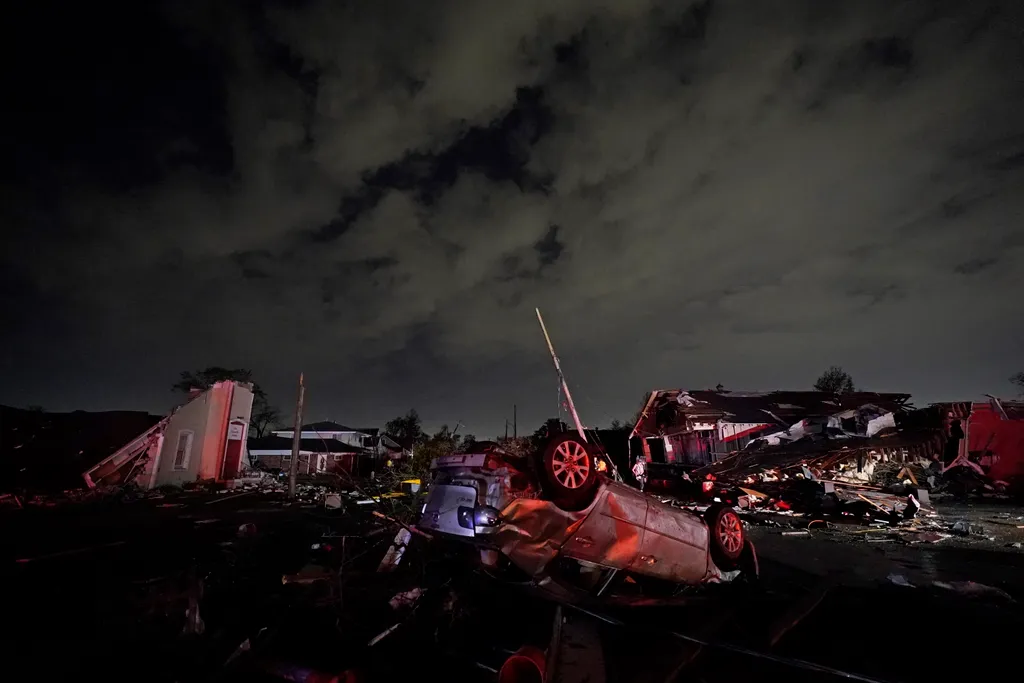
left=536, top=308, right=588, bottom=443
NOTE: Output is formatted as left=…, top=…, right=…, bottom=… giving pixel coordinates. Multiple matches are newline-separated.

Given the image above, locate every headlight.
left=473, top=505, right=502, bottom=527
left=457, top=505, right=502, bottom=530
left=457, top=506, right=475, bottom=530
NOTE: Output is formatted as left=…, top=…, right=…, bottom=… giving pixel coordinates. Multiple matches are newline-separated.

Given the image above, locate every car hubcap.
left=717, top=512, right=743, bottom=554
left=551, top=441, right=590, bottom=489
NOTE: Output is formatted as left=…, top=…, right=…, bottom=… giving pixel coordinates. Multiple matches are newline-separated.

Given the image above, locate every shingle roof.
left=299, top=421, right=358, bottom=432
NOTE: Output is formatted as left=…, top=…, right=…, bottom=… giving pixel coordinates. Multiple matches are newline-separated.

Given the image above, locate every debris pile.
left=634, top=391, right=1023, bottom=489
left=677, top=440, right=934, bottom=524
left=631, top=390, right=1024, bottom=540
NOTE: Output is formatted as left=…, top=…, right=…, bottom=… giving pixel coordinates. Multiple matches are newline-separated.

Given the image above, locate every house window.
left=283, top=455, right=291, bottom=462
left=333, top=455, right=342, bottom=461
left=172, top=430, right=194, bottom=470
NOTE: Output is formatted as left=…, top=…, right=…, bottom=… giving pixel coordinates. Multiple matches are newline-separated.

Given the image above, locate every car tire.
left=704, top=504, right=745, bottom=570
left=538, top=432, right=600, bottom=511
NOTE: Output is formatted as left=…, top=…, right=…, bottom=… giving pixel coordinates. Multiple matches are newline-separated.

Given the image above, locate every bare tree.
left=1011, top=372, right=1024, bottom=396
left=814, top=366, right=857, bottom=394
left=250, top=403, right=282, bottom=438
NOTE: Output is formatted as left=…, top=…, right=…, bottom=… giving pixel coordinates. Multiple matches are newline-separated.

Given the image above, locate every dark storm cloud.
left=3, top=0, right=1023, bottom=432
left=953, top=257, right=999, bottom=276
left=533, top=226, right=565, bottom=268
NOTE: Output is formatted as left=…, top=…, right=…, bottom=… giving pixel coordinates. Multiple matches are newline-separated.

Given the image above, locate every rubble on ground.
left=6, top=460, right=1024, bottom=683
left=649, top=439, right=1024, bottom=548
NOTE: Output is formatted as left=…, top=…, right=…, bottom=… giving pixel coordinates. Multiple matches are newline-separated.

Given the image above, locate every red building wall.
left=968, top=403, right=1024, bottom=482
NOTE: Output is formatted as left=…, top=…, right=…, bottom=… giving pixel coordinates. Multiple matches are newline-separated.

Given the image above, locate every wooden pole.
left=288, top=373, right=305, bottom=499
left=535, top=308, right=587, bottom=442
left=514, top=404, right=517, bottom=439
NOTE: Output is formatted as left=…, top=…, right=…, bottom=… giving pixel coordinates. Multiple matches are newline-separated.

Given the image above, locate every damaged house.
left=83, top=381, right=255, bottom=489
left=628, top=390, right=916, bottom=468
left=248, top=422, right=404, bottom=476
left=627, top=389, right=1024, bottom=498
left=938, top=398, right=1024, bottom=488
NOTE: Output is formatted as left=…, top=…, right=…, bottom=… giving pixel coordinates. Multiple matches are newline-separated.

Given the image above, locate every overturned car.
left=418, top=433, right=757, bottom=598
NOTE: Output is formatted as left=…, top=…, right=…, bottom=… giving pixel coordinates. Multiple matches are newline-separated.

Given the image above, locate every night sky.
left=3, top=0, right=1023, bottom=436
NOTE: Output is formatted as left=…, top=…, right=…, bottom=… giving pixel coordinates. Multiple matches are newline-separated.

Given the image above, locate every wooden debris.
left=896, top=467, right=919, bottom=486
left=372, top=510, right=433, bottom=540
left=984, top=519, right=1024, bottom=528
left=856, top=493, right=889, bottom=513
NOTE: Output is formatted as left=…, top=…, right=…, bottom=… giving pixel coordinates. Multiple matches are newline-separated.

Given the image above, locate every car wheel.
left=704, top=504, right=745, bottom=570
left=539, top=433, right=600, bottom=511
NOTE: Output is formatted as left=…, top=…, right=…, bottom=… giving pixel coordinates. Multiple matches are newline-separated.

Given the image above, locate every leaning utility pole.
left=288, top=373, right=305, bottom=499
left=535, top=308, right=587, bottom=443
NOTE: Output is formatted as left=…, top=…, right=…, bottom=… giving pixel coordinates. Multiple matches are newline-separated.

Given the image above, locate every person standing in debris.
left=632, top=456, right=648, bottom=492
left=944, top=417, right=964, bottom=465
left=927, top=454, right=943, bottom=489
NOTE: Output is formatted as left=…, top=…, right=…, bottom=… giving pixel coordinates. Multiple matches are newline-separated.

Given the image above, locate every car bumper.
left=417, top=484, right=503, bottom=539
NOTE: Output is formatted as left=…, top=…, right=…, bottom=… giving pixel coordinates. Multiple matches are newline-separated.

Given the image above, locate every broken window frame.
left=172, top=430, right=194, bottom=471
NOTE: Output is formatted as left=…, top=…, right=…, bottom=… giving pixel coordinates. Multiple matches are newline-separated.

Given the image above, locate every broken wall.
left=152, top=388, right=216, bottom=487
left=969, top=403, right=1024, bottom=482
left=219, top=384, right=254, bottom=479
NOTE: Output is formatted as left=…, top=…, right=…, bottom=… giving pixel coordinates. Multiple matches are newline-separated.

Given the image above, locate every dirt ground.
left=4, top=493, right=1022, bottom=682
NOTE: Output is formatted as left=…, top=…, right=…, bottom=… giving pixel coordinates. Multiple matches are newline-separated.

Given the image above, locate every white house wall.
left=273, top=429, right=367, bottom=448
left=152, top=389, right=214, bottom=487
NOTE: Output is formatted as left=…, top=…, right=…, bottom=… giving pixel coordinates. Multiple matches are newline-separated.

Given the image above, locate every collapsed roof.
left=630, top=390, right=913, bottom=439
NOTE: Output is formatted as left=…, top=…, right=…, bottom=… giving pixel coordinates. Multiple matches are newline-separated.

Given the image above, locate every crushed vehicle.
left=418, top=432, right=756, bottom=598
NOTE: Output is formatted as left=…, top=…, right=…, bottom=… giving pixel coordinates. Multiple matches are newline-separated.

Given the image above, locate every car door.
left=634, top=499, right=712, bottom=583
left=560, top=483, right=648, bottom=570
